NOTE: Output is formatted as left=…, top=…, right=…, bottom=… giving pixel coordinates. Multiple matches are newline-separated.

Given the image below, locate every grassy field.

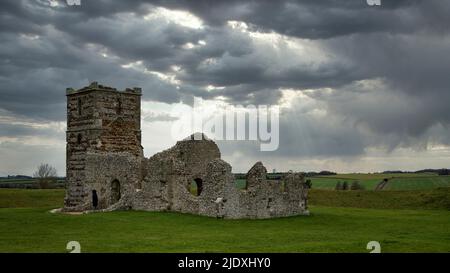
left=0, top=188, right=449, bottom=253
left=0, top=189, right=64, bottom=208
left=309, top=173, right=450, bottom=190
left=2, top=173, right=449, bottom=191
left=309, top=188, right=450, bottom=210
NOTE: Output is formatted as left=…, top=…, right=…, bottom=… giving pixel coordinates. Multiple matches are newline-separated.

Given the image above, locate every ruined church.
left=64, top=82, right=309, bottom=218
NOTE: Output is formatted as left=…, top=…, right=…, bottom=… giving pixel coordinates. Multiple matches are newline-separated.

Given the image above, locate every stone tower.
left=64, top=82, right=143, bottom=211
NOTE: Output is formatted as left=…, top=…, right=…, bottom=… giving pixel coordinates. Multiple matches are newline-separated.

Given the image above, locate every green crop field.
left=309, top=173, right=450, bottom=191
left=0, top=188, right=449, bottom=253
left=384, top=176, right=450, bottom=190
left=233, top=173, right=450, bottom=191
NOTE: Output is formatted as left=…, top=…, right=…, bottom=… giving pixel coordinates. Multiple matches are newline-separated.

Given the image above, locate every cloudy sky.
left=1, top=0, right=450, bottom=176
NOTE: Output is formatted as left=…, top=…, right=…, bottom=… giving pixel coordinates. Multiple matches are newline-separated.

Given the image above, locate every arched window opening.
left=111, top=179, right=121, bottom=204
left=188, top=178, right=203, bottom=196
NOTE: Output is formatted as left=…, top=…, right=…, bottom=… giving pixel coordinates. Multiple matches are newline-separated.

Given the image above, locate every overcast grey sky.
left=1, top=0, right=450, bottom=176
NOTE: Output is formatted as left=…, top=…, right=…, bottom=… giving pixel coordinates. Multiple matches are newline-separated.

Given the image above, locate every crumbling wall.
left=132, top=135, right=222, bottom=214
left=199, top=159, right=236, bottom=218
left=83, top=153, right=142, bottom=209
left=134, top=138, right=308, bottom=219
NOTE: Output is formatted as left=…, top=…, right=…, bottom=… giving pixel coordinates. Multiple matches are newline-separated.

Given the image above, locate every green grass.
left=233, top=173, right=450, bottom=191
left=0, top=188, right=449, bottom=253
left=309, top=188, right=450, bottom=210
left=0, top=189, right=64, bottom=208
left=386, top=176, right=450, bottom=190
left=310, top=177, right=382, bottom=190
left=309, top=173, right=450, bottom=191
left=0, top=206, right=448, bottom=253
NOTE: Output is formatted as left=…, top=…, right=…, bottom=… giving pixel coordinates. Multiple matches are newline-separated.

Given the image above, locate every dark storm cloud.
left=315, top=31, right=450, bottom=144
left=0, top=0, right=449, bottom=163
left=0, top=9, right=200, bottom=119
left=0, top=122, right=63, bottom=139
left=152, top=0, right=450, bottom=38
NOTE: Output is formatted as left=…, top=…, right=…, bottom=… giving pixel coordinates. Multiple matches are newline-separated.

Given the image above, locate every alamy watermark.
left=366, top=0, right=381, bottom=6
left=170, top=98, right=279, bottom=152
left=41, top=0, right=81, bottom=6
left=66, top=0, right=81, bottom=5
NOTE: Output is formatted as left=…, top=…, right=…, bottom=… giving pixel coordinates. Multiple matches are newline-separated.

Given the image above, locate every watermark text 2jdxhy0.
left=171, top=98, right=279, bottom=152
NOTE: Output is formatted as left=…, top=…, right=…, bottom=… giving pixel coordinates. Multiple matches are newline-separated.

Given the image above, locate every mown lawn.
left=0, top=188, right=449, bottom=253
left=0, top=206, right=449, bottom=253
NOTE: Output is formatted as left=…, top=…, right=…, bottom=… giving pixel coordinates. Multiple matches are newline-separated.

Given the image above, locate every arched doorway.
left=111, top=179, right=121, bottom=204
left=92, top=190, right=98, bottom=209
left=193, top=178, right=203, bottom=196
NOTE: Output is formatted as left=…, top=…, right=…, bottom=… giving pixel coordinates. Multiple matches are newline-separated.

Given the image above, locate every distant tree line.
left=305, top=171, right=337, bottom=177
left=382, top=169, right=450, bottom=176
left=2, top=175, right=33, bottom=179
